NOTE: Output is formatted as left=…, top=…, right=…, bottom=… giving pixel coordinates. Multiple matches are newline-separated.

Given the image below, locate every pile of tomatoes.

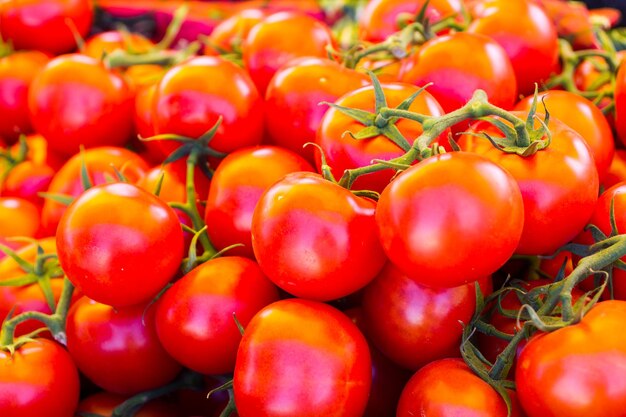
left=2, top=0, right=626, bottom=416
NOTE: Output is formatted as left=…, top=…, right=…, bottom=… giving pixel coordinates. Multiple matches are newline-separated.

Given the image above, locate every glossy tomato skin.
left=76, top=392, right=181, bottom=417
left=516, top=300, right=626, bottom=417
left=66, top=297, right=182, bottom=395
left=0, top=197, right=40, bottom=238
left=233, top=299, right=371, bottom=417
left=251, top=172, right=386, bottom=301
left=1, top=160, right=55, bottom=208
left=0, top=51, right=49, bottom=143
left=152, top=56, right=263, bottom=156
left=0, top=339, right=80, bottom=417
left=242, top=11, right=335, bottom=95
left=28, top=54, right=134, bottom=157
left=56, top=183, right=184, bottom=307
left=316, top=82, right=448, bottom=193
left=400, top=32, right=517, bottom=115
left=514, top=90, right=614, bottom=181
left=205, top=8, right=266, bottom=55
left=155, top=256, right=279, bottom=375
left=0, top=0, right=92, bottom=55
left=376, top=152, right=524, bottom=288
left=265, top=57, right=369, bottom=162
left=458, top=113, right=599, bottom=255
left=205, top=146, right=313, bottom=258
left=467, top=0, right=559, bottom=95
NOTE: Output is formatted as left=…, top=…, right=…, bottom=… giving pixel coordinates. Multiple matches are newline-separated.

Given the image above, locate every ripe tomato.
left=0, top=51, right=49, bottom=143
left=376, top=152, right=524, bottom=288
left=251, top=172, right=386, bottom=301
left=204, top=8, right=266, bottom=55
left=0, top=339, right=80, bottom=417
left=233, top=299, right=371, bottom=417
left=457, top=112, right=599, bottom=255
left=0, top=0, right=93, bottom=55
left=56, top=182, right=184, bottom=307
left=205, top=145, right=313, bottom=258
left=316, top=82, right=448, bottom=193
left=614, top=60, right=626, bottom=147
left=28, top=54, right=134, bottom=157
left=76, top=392, right=181, bottom=417
left=83, top=30, right=154, bottom=59
left=242, top=11, right=335, bottom=95
left=1, top=160, right=55, bottom=208
left=516, top=300, right=626, bottom=417
left=0, top=197, right=40, bottom=238
left=155, top=256, right=279, bottom=375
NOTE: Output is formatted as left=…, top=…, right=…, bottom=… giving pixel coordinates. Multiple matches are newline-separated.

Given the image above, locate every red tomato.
left=76, top=392, right=181, bottom=417
left=204, top=8, right=266, bottom=55
left=0, top=339, right=80, bottom=417
left=233, top=299, right=371, bottom=417
left=28, top=54, right=134, bottom=157
left=242, top=11, right=335, bottom=95
left=0, top=197, right=40, bottom=238
left=468, top=0, right=559, bottom=95
left=0, top=0, right=93, bottom=55
left=265, top=57, right=369, bottom=162
left=457, top=113, right=599, bottom=255
left=603, top=150, right=626, bottom=189
left=400, top=32, right=517, bottom=116
left=205, top=145, right=314, bottom=258
left=134, top=83, right=158, bottom=140
left=251, top=172, right=386, bottom=301
left=152, top=56, right=263, bottom=156
left=56, top=182, right=184, bottom=307
left=1, top=160, right=55, bottom=208
left=516, top=300, right=626, bottom=417
left=614, top=60, right=626, bottom=147
left=83, top=30, right=154, bottom=59
left=155, top=256, right=279, bottom=375
left=376, top=152, right=524, bottom=288
left=514, top=90, right=614, bottom=181
left=0, top=51, right=49, bottom=143
left=316, top=82, right=448, bottom=193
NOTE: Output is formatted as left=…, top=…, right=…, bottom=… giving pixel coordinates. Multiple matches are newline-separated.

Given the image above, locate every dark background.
left=584, top=0, right=626, bottom=12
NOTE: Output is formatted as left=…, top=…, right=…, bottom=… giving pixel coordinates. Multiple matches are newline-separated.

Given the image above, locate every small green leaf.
left=324, top=102, right=376, bottom=126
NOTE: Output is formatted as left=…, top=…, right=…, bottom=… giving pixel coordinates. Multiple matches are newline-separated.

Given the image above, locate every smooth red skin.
left=0, top=197, right=40, bottom=238
left=234, top=299, right=371, bottom=417
left=467, top=0, right=559, bottom=96
left=153, top=56, right=263, bottom=156
left=155, top=256, right=279, bottom=375
left=362, top=263, right=488, bottom=370
left=397, top=358, right=509, bottom=417
left=1, top=160, right=54, bottom=208
left=205, top=8, right=266, bottom=55
left=0, top=0, right=92, bottom=55
left=76, top=392, right=181, bottom=417
left=400, top=32, right=517, bottom=114
left=134, top=83, right=157, bottom=139
left=242, top=11, right=335, bottom=95
left=56, top=183, right=184, bottom=307
left=358, top=0, right=463, bottom=42
left=316, top=82, right=448, bottom=193
left=41, top=146, right=148, bottom=235
left=28, top=54, right=134, bottom=157
left=615, top=60, right=626, bottom=147
left=376, top=152, right=524, bottom=288
left=0, top=51, right=49, bottom=143
left=251, top=172, right=386, bottom=301
left=516, top=300, right=626, bottom=417
left=205, top=146, right=313, bottom=258
left=458, top=113, right=599, bottom=255
left=603, top=150, right=626, bottom=189
left=265, top=57, right=369, bottom=163
left=514, top=90, right=614, bottom=181
left=83, top=30, right=154, bottom=59
left=66, top=297, right=181, bottom=395
left=0, top=340, right=80, bottom=417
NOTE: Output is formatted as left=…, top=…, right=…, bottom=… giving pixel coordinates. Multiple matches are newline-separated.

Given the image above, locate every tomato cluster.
left=1, top=0, right=626, bottom=416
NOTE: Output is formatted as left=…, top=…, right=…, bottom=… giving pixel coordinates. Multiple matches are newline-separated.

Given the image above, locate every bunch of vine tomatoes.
left=2, top=0, right=626, bottom=416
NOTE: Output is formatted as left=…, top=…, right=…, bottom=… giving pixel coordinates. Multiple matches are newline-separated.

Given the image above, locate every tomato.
left=76, top=392, right=181, bottom=417
left=400, top=32, right=517, bottom=116
left=397, top=358, right=513, bottom=417
left=516, top=300, right=626, bottom=417
left=155, top=256, right=279, bottom=375
left=0, top=339, right=80, bottom=417
left=152, top=56, right=263, bottom=157
left=0, top=197, right=40, bottom=238
left=265, top=57, right=369, bottom=162
left=205, top=146, right=313, bottom=258
left=233, top=299, right=371, bottom=417
left=614, top=60, right=626, bottom=147
left=376, top=152, right=523, bottom=288
left=358, top=0, right=463, bottom=42
left=83, top=30, right=154, bottom=60
left=457, top=112, right=599, bottom=255
left=242, top=11, right=335, bottom=95
left=1, top=160, right=55, bottom=208
left=0, top=0, right=93, bottom=55
left=467, top=0, right=559, bottom=96
left=603, top=150, right=626, bottom=190
left=0, top=51, right=49, bottom=143
left=56, top=182, right=184, bottom=307
left=251, top=172, right=386, bottom=301
left=134, top=83, right=158, bottom=140
left=204, top=8, right=266, bottom=55
left=28, top=54, right=135, bottom=157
